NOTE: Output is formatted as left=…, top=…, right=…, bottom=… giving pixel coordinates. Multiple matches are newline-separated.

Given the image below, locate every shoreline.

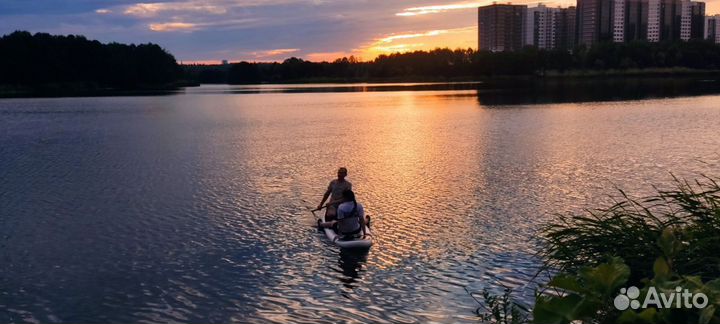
left=0, top=81, right=197, bottom=99
left=2, top=69, right=719, bottom=98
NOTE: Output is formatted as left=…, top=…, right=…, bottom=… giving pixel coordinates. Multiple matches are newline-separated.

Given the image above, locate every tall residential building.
left=525, top=4, right=558, bottom=49
left=478, top=4, right=528, bottom=52
left=615, top=0, right=650, bottom=42
left=525, top=5, right=544, bottom=47
left=647, top=0, right=662, bottom=41
left=690, top=2, right=706, bottom=39
left=555, top=7, right=578, bottom=49
left=577, top=0, right=616, bottom=45
left=613, top=0, right=626, bottom=42
left=680, top=0, right=692, bottom=40
left=706, top=15, right=720, bottom=43
left=522, top=4, right=577, bottom=50
left=614, top=0, right=702, bottom=43
left=484, top=0, right=705, bottom=50
left=525, top=5, right=537, bottom=46
left=647, top=0, right=687, bottom=42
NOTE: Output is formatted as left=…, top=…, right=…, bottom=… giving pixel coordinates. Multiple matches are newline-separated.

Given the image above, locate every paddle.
left=300, top=198, right=328, bottom=216
left=310, top=200, right=340, bottom=212
left=308, top=204, right=329, bottom=228
left=309, top=204, right=329, bottom=213
left=309, top=207, right=329, bottom=231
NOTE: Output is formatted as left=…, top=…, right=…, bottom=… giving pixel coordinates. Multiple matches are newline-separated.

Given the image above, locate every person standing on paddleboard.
left=317, top=167, right=351, bottom=221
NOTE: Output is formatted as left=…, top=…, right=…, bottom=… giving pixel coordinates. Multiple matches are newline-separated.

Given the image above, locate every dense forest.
left=186, top=41, right=720, bottom=84
left=0, top=31, right=180, bottom=90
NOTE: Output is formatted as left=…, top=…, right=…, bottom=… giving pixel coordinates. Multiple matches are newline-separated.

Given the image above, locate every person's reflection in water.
left=334, top=248, right=369, bottom=294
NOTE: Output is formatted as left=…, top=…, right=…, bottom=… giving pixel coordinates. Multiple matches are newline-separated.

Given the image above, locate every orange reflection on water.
left=155, top=86, right=720, bottom=322
left=350, top=91, right=487, bottom=269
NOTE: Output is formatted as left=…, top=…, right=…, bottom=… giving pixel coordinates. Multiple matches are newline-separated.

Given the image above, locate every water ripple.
left=1, top=89, right=719, bottom=322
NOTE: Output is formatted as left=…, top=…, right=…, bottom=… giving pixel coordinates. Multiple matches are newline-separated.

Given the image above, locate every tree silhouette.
left=0, top=31, right=180, bottom=89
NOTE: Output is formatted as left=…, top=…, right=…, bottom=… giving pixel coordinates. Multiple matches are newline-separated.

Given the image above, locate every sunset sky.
left=2, top=0, right=719, bottom=63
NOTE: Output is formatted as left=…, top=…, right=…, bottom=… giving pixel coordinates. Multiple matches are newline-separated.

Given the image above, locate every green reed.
left=540, top=175, right=720, bottom=285
left=472, top=175, right=720, bottom=323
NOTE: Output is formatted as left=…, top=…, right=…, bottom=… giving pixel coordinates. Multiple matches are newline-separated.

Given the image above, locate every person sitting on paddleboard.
left=319, top=189, right=367, bottom=239
left=317, top=167, right=351, bottom=221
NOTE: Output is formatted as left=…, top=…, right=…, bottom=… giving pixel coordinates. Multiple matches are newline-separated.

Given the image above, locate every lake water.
left=2, top=83, right=720, bottom=323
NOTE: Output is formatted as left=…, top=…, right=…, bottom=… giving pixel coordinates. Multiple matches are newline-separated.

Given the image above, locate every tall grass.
left=472, top=175, right=720, bottom=323
left=540, top=175, right=720, bottom=284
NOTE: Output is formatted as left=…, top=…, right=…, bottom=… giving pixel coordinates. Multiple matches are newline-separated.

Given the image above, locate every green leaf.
left=699, top=305, right=715, bottom=324
left=705, top=279, right=720, bottom=292
left=684, top=276, right=705, bottom=289
left=581, top=258, right=630, bottom=296
left=657, top=228, right=681, bottom=258
left=548, top=275, right=584, bottom=294
left=617, top=308, right=656, bottom=324
left=533, top=294, right=584, bottom=324
left=637, top=308, right=657, bottom=321
left=617, top=310, right=639, bottom=324
left=653, top=257, right=671, bottom=280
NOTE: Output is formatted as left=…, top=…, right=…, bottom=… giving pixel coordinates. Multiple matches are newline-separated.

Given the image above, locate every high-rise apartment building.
left=614, top=0, right=652, bottom=42
left=577, top=0, right=616, bottom=45
left=555, top=7, right=578, bottom=49
left=522, top=4, right=578, bottom=50
left=690, top=2, right=706, bottom=39
left=706, top=15, right=720, bottom=43
left=478, top=0, right=706, bottom=51
left=647, top=0, right=662, bottom=40
left=646, top=0, right=704, bottom=42
left=478, top=4, right=528, bottom=52
left=613, top=0, right=626, bottom=42
left=680, top=0, right=692, bottom=40
left=525, top=4, right=558, bottom=49
left=606, top=0, right=705, bottom=43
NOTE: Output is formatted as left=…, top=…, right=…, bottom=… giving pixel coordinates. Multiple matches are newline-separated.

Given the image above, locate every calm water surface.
left=2, top=84, right=720, bottom=323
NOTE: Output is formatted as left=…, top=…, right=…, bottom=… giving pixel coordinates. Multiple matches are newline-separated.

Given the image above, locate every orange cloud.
left=261, top=48, right=299, bottom=56
left=396, top=2, right=485, bottom=16
left=124, top=2, right=227, bottom=17
left=250, top=48, right=300, bottom=59
left=146, top=18, right=257, bottom=32
left=372, top=43, right=426, bottom=52
left=396, top=0, right=577, bottom=16
left=378, top=30, right=448, bottom=43
left=121, top=0, right=307, bottom=18
left=359, top=26, right=476, bottom=59
left=149, top=22, right=197, bottom=32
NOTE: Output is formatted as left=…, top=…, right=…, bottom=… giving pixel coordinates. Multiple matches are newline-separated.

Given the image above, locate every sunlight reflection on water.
left=1, top=86, right=720, bottom=323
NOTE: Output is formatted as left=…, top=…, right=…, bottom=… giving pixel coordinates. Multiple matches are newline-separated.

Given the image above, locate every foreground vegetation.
left=475, top=176, right=720, bottom=324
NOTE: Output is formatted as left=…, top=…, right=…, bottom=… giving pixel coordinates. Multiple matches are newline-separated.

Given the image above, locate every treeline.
left=0, top=31, right=180, bottom=89
left=185, top=41, right=720, bottom=84
left=3, top=30, right=720, bottom=90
